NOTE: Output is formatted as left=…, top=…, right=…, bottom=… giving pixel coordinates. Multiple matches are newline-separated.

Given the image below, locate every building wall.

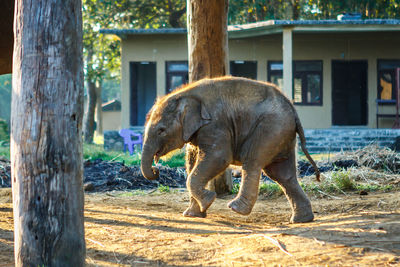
left=103, top=111, right=121, bottom=131
left=120, top=31, right=400, bottom=129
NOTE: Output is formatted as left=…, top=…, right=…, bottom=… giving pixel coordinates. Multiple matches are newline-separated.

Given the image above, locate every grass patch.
left=116, top=190, right=147, bottom=197
left=231, top=181, right=283, bottom=197
left=84, top=144, right=186, bottom=167
left=83, top=144, right=142, bottom=165
left=157, top=184, right=171, bottom=193
left=301, top=167, right=399, bottom=197
left=259, top=182, right=282, bottom=197
left=159, top=149, right=185, bottom=168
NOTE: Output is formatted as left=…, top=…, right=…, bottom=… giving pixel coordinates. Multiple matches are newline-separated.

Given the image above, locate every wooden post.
left=187, top=0, right=232, bottom=195
left=12, top=0, right=86, bottom=265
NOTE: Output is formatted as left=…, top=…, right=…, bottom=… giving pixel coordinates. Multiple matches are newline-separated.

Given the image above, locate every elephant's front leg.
left=187, top=150, right=231, bottom=213
left=183, top=144, right=207, bottom=218
left=228, top=163, right=261, bottom=215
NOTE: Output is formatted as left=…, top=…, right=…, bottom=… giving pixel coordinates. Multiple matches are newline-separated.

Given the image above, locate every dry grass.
left=333, top=144, right=400, bottom=173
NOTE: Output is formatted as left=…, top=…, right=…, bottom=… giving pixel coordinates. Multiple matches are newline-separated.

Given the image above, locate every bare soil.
left=1, top=188, right=400, bottom=266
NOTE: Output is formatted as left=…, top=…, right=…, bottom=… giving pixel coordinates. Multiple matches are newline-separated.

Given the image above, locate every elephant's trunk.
left=140, top=143, right=159, bottom=180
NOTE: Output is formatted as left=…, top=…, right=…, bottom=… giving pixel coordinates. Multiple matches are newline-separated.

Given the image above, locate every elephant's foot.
left=183, top=207, right=207, bottom=218
left=196, top=190, right=217, bottom=213
left=228, top=196, right=254, bottom=215
left=290, top=207, right=314, bottom=223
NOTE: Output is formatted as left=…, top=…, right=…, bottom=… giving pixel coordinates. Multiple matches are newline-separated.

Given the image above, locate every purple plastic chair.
left=119, top=129, right=143, bottom=155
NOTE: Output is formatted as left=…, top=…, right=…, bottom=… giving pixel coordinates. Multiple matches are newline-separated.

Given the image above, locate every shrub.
left=0, top=119, right=9, bottom=141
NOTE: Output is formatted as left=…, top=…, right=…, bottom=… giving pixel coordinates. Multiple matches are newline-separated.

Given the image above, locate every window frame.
left=377, top=59, right=400, bottom=102
left=165, top=61, right=188, bottom=94
left=267, top=60, right=323, bottom=106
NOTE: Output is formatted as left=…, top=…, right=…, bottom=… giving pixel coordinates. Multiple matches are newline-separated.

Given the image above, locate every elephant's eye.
left=157, top=127, right=166, bottom=136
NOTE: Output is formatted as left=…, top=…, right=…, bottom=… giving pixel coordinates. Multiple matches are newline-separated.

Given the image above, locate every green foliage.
left=228, top=0, right=400, bottom=24
left=0, top=146, right=10, bottom=159
left=0, top=119, right=9, bottom=141
left=82, top=0, right=186, bottom=97
left=0, top=74, right=11, bottom=123
left=231, top=183, right=240, bottom=194
left=158, top=184, right=170, bottom=193
left=331, top=170, right=355, bottom=191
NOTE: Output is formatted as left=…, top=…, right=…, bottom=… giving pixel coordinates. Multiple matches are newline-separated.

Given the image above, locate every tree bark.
left=187, top=0, right=229, bottom=81
left=11, top=0, right=85, bottom=265
left=187, top=0, right=232, bottom=195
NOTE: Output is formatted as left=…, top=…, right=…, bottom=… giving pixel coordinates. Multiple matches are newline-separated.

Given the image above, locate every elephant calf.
left=141, top=76, right=320, bottom=223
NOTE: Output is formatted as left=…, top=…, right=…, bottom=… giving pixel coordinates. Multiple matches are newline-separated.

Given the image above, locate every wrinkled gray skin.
left=141, top=76, right=320, bottom=223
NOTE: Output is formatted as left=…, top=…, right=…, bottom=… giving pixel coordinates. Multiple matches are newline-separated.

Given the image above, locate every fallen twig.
left=313, top=237, right=326, bottom=245
left=87, top=238, right=105, bottom=248
left=317, top=189, right=342, bottom=199
left=261, top=234, right=293, bottom=257
left=241, top=234, right=293, bottom=257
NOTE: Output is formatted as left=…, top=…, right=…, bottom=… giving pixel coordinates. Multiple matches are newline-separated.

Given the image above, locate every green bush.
left=0, top=119, right=9, bottom=141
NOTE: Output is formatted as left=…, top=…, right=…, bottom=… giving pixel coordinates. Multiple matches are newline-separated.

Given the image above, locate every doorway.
left=332, top=60, right=368, bottom=126
left=130, top=62, right=157, bottom=126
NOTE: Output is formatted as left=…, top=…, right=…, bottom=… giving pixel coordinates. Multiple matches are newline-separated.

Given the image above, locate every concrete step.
left=302, top=129, right=400, bottom=154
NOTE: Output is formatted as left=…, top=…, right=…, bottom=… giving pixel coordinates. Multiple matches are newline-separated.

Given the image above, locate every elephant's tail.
left=295, top=114, right=321, bottom=182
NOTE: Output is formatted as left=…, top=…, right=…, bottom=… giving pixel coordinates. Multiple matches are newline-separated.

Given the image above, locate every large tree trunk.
left=11, top=0, right=86, bottom=265
left=187, top=0, right=232, bottom=195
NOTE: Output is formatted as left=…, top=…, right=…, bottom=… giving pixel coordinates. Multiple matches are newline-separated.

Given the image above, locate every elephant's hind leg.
left=264, top=150, right=314, bottom=223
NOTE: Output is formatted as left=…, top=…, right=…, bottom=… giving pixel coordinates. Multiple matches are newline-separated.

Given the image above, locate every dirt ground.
left=0, top=188, right=400, bottom=266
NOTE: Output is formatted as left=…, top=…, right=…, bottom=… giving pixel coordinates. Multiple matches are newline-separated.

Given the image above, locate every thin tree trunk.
left=11, top=0, right=85, bottom=265
left=95, top=82, right=103, bottom=136
left=187, top=0, right=232, bottom=195
left=83, top=79, right=97, bottom=143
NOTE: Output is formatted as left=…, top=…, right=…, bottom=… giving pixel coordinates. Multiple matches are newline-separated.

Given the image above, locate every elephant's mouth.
left=154, top=150, right=162, bottom=164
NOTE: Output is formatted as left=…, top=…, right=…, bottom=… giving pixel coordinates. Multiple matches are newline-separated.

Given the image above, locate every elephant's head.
left=141, top=95, right=211, bottom=180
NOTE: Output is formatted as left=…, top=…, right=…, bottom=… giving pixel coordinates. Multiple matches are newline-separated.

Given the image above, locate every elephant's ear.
left=178, top=97, right=211, bottom=142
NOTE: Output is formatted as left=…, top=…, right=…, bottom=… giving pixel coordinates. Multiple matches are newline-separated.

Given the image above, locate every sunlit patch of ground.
left=1, top=188, right=400, bottom=266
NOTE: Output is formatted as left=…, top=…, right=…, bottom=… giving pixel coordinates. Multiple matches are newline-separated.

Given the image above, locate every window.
left=166, top=61, right=188, bottom=93
left=267, top=60, right=323, bottom=105
left=377, top=60, right=400, bottom=101
left=267, top=61, right=283, bottom=90
left=230, top=61, right=257, bottom=79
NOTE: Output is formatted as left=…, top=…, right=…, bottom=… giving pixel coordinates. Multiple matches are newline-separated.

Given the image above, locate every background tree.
left=228, top=0, right=400, bottom=24
left=82, top=0, right=186, bottom=143
left=12, top=0, right=85, bottom=265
